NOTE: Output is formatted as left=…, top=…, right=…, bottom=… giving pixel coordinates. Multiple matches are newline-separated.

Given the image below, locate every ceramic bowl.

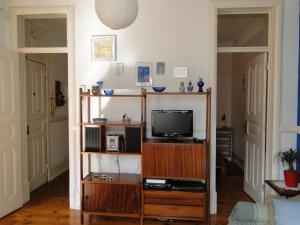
left=152, top=86, right=166, bottom=92
left=104, top=89, right=114, bottom=95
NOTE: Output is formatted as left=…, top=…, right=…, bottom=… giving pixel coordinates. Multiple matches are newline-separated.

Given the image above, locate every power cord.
left=114, top=154, right=120, bottom=174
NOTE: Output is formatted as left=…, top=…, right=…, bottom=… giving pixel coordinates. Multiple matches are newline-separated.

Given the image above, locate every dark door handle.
left=27, top=125, right=30, bottom=135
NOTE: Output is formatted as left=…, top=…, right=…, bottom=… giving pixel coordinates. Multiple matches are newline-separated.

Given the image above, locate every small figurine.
left=91, top=86, right=100, bottom=95
left=122, top=114, right=132, bottom=123
left=187, top=81, right=193, bottom=92
left=179, top=81, right=185, bottom=92
left=197, top=78, right=204, bottom=92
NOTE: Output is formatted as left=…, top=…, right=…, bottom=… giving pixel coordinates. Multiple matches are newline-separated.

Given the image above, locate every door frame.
left=210, top=0, right=283, bottom=213
left=10, top=7, right=75, bottom=205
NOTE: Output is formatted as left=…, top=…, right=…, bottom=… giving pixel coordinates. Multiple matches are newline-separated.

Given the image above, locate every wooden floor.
left=0, top=172, right=251, bottom=225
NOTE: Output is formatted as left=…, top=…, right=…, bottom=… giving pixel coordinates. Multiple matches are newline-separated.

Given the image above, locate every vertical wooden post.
left=206, top=88, right=211, bottom=223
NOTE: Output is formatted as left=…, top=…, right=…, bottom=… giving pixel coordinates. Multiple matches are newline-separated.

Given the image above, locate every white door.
left=244, top=53, right=267, bottom=203
left=26, top=58, right=48, bottom=192
left=0, top=49, right=23, bottom=218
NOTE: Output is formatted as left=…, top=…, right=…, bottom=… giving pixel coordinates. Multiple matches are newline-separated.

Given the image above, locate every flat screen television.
left=152, top=110, right=193, bottom=137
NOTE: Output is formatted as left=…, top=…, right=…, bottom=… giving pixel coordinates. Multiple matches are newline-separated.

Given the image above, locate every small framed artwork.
left=156, top=62, right=165, bottom=75
left=173, top=67, right=188, bottom=78
left=91, top=35, right=116, bottom=61
left=136, top=62, right=152, bottom=86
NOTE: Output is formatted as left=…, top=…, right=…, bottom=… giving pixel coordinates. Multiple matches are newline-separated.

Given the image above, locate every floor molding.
left=49, top=161, right=69, bottom=181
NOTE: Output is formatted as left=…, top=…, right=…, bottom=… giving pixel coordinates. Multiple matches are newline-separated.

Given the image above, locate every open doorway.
left=216, top=12, right=270, bottom=203
left=18, top=16, right=69, bottom=194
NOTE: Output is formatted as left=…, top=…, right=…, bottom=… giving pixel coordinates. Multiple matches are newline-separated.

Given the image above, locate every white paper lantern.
left=95, top=0, right=139, bottom=30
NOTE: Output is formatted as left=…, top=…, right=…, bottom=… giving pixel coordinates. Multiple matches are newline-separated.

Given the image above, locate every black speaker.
left=85, top=127, right=101, bottom=152
left=125, top=127, right=141, bottom=153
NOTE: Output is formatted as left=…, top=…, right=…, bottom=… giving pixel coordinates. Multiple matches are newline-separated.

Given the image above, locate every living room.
left=0, top=0, right=299, bottom=225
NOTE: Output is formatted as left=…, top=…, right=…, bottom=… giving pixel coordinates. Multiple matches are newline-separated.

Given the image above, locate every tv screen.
left=152, top=110, right=193, bottom=137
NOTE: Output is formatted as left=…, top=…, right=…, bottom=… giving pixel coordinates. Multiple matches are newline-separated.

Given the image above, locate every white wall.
left=217, top=54, right=232, bottom=127
left=0, top=0, right=9, bottom=48
left=5, top=0, right=300, bottom=212
left=277, top=0, right=299, bottom=179
left=48, top=54, right=69, bottom=179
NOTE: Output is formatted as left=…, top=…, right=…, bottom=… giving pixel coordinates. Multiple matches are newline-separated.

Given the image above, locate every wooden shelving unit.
left=141, top=88, right=211, bottom=224
left=79, top=88, right=145, bottom=223
left=79, top=87, right=211, bottom=224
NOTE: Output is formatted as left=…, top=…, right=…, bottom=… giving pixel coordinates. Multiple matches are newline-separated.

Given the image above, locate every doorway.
left=19, top=16, right=69, bottom=193
left=216, top=12, right=270, bottom=203
left=217, top=52, right=268, bottom=203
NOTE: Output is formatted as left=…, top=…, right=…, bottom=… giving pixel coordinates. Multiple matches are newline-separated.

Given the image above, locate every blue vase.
left=197, top=79, right=204, bottom=92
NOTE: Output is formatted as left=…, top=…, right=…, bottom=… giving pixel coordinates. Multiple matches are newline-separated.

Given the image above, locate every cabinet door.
left=143, top=143, right=206, bottom=179
left=83, top=183, right=140, bottom=215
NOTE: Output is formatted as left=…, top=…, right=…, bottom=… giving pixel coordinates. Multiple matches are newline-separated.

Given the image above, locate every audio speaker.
left=85, top=127, right=102, bottom=152
left=125, top=127, right=141, bottom=153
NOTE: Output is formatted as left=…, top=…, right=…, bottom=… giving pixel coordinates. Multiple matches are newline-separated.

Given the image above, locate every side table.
left=265, top=180, right=300, bottom=198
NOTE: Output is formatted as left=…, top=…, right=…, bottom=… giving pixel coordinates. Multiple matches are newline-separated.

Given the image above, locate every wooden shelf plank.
left=145, top=92, right=209, bottom=96
left=82, top=211, right=140, bottom=218
left=82, top=172, right=140, bottom=185
left=81, top=152, right=141, bottom=156
left=80, top=93, right=143, bottom=97
left=80, top=121, right=144, bottom=127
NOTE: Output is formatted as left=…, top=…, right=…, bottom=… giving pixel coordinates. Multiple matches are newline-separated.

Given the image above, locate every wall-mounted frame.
left=91, top=35, right=116, bottom=61
left=136, top=62, right=152, bottom=86
left=156, top=62, right=165, bottom=75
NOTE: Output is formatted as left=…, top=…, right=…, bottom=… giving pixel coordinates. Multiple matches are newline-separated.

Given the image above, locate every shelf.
left=80, top=93, right=143, bottom=98
left=81, top=152, right=141, bottom=156
left=145, top=92, right=209, bottom=96
left=80, top=121, right=144, bottom=127
left=82, top=172, right=140, bottom=185
left=82, top=211, right=140, bottom=218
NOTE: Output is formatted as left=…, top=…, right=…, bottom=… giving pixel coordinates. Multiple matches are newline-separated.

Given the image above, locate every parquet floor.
left=0, top=171, right=251, bottom=225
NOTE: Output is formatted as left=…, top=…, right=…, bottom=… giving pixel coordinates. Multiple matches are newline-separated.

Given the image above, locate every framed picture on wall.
left=156, top=62, right=165, bottom=75
left=91, top=35, right=116, bottom=61
left=136, top=62, right=152, bottom=86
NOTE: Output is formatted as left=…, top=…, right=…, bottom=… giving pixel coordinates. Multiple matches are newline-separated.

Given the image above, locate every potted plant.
left=275, top=149, right=299, bottom=187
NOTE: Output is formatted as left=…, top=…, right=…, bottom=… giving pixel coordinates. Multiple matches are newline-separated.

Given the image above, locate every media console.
left=142, top=139, right=209, bottom=222
left=79, top=88, right=211, bottom=224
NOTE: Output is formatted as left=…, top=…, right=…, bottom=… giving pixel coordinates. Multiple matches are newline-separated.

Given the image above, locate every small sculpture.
left=187, top=81, right=193, bottom=92
left=122, top=114, right=132, bottom=123
left=91, top=86, right=100, bottom=95
left=197, top=78, right=204, bottom=92
left=179, top=81, right=185, bottom=92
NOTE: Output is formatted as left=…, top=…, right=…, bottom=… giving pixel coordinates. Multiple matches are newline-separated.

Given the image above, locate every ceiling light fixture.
left=95, top=0, right=139, bottom=30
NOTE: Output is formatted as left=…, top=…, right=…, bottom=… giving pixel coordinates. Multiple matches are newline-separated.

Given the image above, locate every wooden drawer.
left=144, top=204, right=204, bottom=219
left=144, top=190, right=204, bottom=206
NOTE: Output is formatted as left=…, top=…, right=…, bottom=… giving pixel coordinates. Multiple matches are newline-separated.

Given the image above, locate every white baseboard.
left=210, top=190, right=217, bottom=214
left=49, top=161, right=69, bottom=181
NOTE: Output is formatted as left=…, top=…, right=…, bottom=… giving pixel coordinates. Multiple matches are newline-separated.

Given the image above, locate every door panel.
left=244, top=53, right=267, bottom=203
left=0, top=50, right=23, bottom=218
left=26, top=59, right=47, bottom=192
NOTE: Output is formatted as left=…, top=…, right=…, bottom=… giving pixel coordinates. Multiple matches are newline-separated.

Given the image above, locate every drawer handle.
left=85, top=195, right=89, bottom=199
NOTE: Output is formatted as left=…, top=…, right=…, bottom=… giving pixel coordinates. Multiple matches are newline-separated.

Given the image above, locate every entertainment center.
left=79, top=88, right=211, bottom=224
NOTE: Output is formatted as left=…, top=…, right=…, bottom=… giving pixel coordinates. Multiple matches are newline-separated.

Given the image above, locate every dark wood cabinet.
left=142, top=142, right=206, bottom=179
left=83, top=183, right=140, bottom=216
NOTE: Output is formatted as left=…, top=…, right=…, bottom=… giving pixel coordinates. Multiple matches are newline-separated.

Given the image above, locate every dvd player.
left=143, top=178, right=206, bottom=192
